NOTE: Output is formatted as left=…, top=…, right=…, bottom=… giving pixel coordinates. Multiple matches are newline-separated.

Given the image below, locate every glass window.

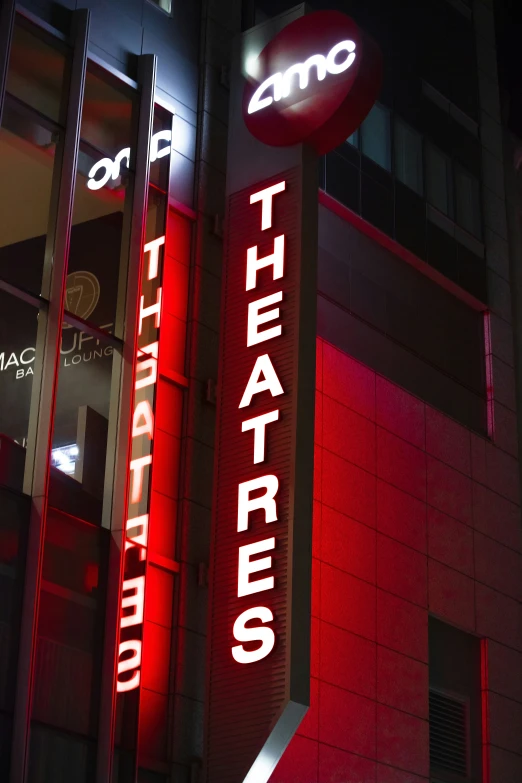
left=455, top=164, right=482, bottom=238
left=148, top=0, right=172, bottom=13
left=426, top=142, right=454, bottom=218
left=0, top=101, right=59, bottom=295
left=346, top=128, right=359, bottom=148
left=49, top=324, right=116, bottom=525
left=395, top=118, right=423, bottom=195
left=361, top=103, right=391, bottom=171
left=5, top=20, right=67, bottom=125
left=71, top=66, right=136, bottom=338
left=47, top=66, right=137, bottom=524
left=0, top=488, right=30, bottom=712
left=0, top=291, right=40, bottom=492
left=31, top=511, right=108, bottom=736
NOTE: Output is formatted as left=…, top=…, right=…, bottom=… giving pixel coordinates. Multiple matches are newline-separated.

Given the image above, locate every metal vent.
left=429, top=689, right=469, bottom=778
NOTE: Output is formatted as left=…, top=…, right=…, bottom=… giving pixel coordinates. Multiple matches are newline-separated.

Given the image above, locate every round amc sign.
left=243, top=10, right=382, bottom=155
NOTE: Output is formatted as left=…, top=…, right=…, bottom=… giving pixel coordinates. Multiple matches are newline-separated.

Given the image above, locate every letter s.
left=232, top=606, right=275, bottom=663
left=116, top=639, right=142, bottom=692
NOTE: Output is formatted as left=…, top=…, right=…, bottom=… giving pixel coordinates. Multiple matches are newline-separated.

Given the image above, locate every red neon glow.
left=116, top=234, right=165, bottom=693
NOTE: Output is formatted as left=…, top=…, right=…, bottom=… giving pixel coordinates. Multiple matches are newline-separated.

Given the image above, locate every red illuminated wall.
left=269, top=337, right=522, bottom=783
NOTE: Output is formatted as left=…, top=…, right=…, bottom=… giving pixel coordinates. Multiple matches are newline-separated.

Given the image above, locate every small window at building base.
left=148, top=0, right=172, bottom=14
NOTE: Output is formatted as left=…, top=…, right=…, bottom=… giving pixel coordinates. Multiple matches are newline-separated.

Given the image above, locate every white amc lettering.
left=87, top=129, right=173, bottom=191
left=232, top=180, right=288, bottom=665
left=247, top=39, right=356, bottom=115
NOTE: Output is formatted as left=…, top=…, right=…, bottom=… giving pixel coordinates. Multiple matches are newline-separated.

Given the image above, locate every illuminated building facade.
left=0, top=0, right=521, bottom=783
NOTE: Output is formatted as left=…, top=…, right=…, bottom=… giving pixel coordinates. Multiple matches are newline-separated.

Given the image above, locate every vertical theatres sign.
left=206, top=9, right=382, bottom=783
left=207, top=168, right=317, bottom=783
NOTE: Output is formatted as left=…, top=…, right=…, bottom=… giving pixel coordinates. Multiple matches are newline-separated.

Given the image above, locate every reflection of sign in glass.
left=64, top=270, right=100, bottom=325
left=87, top=129, right=173, bottom=191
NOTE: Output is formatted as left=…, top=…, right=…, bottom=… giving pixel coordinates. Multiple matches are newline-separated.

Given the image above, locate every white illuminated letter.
left=87, top=157, right=114, bottom=191
left=144, top=235, right=165, bottom=280
left=326, top=40, right=356, bottom=74
left=247, top=72, right=284, bottom=115
left=120, top=576, right=145, bottom=628
left=132, top=400, right=154, bottom=440
left=139, top=288, right=162, bottom=335
left=281, top=54, right=327, bottom=98
left=129, top=455, right=152, bottom=503
left=241, top=409, right=279, bottom=464
left=238, top=537, right=275, bottom=597
left=239, top=354, right=284, bottom=409
left=135, top=342, right=158, bottom=390
left=237, top=475, right=278, bottom=532
left=250, top=181, right=286, bottom=230
left=247, top=291, right=283, bottom=347
left=116, top=640, right=142, bottom=692
left=232, top=607, right=275, bottom=663
left=246, top=236, right=285, bottom=292
left=112, top=147, right=130, bottom=180
left=125, top=514, right=149, bottom=560
left=150, top=130, right=173, bottom=162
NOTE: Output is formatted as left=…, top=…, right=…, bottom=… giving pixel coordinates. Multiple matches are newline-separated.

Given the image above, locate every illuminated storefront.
left=0, top=1, right=521, bottom=783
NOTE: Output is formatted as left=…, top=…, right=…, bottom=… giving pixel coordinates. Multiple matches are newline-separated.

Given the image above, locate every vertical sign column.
left=206, top=164, right=316, bottom=783
left=116, top=234, right=166, bottom=696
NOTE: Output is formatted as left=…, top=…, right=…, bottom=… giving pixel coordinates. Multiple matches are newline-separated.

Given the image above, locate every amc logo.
left=243, top=10, right=382, bottom=154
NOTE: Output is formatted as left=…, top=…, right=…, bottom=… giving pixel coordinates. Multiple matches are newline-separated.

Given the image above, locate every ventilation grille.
left=429, top=689, right=468, bottom=778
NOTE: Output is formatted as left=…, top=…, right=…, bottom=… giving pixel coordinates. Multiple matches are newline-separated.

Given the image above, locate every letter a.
left=239, top=354, right=284, bottom=409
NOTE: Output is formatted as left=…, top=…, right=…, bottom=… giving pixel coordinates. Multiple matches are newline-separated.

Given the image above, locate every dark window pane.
left=32, top=512, right=107, bottom=735
left=458, top=242, right=487, bottom=302
left=0, top=488, right=30, bottom=711
left=49, top=329, right=115, bottom=524
left=0, top=101, right=59, bottom=295
left=71, top=67, right=136, bottom=339
left=395, top=182, right=426, bottom=259
left=426, top=142, right=454, bottom=218
left=6, top=20, right=67, bottom=124
left=149, top=104, right=174, bottom=192
left=28, top=723, right=96, bottom=783
left=325, top=152, right=359, bottom=213
left=361, top=103, right=391, bottom=171
left=427, top=219, right=458, bottom=282
left=455, top=164, right=482, bottom=239
left=395, top=117, right=423, bottom=195
left=0, top=291, right=40, bottom=492
left=361, top=173, right=394, bottom=237
left=346, top=128, right=359, bottom=148
left=0, top=713, right=11, bottom=779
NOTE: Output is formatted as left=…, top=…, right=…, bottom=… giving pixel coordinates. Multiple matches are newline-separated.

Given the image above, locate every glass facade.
left=0, top=9, right=187, bottom=782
